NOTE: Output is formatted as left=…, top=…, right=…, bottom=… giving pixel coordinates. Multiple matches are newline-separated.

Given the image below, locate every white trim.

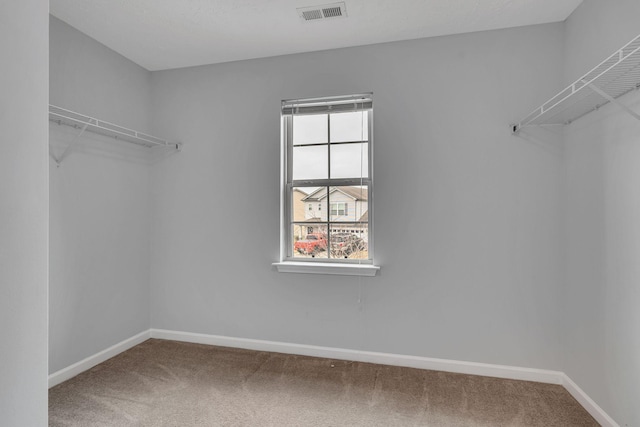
left=562, top=374, right=620, bottom=427
left=47, top=328, right=620, bottom=426
left=150, top=329, right=562, bottom=384
left=48, top=330, right=150, bottom=388
left=273, top=261, right=380, bottom=276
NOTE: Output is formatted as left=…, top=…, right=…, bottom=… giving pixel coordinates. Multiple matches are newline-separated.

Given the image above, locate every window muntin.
left=282, top=94, right=373, bottom=263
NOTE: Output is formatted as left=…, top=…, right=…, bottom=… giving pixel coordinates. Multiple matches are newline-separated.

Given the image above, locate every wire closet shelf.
left=49, top=105, right=182, bottom=150
left=512, top=33, right=640, bottom=133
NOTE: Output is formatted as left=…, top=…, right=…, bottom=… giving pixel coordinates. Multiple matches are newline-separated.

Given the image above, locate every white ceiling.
left=50, top=0, right=583, bottom=71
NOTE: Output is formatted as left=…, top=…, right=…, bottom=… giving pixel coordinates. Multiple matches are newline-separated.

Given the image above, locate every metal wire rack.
left=512, top=33, right=640, bottom=133
left=49, top=105, right=181, bottom=165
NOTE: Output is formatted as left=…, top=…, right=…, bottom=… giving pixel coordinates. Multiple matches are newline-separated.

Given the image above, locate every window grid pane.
left=292, top=223, right=328, bottom=259
left=330, top=142, right=368, bottom=179
left=329, top=223, right=369, bottom=260
left=292, top=145, right=328, bottom=181
left=330, top=111, right=369, bottom=143
left=293, top=114, right=328, bottom=145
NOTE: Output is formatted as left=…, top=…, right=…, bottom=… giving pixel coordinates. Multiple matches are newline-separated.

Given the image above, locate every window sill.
left=272, top=261, right=380, bottom=277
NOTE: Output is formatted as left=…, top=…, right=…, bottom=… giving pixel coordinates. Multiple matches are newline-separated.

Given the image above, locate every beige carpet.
left=49, top=339, right=598, bottom=426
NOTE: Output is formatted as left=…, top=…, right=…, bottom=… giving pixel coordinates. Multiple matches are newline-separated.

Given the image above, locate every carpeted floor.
left=49, top=339, right=598, bottom=426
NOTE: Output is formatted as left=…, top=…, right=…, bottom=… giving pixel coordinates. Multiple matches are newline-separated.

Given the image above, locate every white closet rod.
left=49, top=105, right=182, bottom=150
left=512, top=33, right=640, bottom=133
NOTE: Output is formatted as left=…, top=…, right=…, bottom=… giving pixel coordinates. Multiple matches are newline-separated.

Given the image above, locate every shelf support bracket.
left=584, top=80, right=640, bottom=122
left=56, top=122, right=90, bottom=166
left=49, top=147, right=61, bottom=165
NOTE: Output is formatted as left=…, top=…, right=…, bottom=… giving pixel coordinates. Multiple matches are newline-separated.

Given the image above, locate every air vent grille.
left=322, top=7, right=342, bottom=18
left=302, top=9, right=323, bottom=20
left=297, top=2, right=347, bottom=22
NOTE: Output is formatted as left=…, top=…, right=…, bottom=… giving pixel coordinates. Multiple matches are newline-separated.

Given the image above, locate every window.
left=330, top=202, right=348, bottom=217
left=280, top=94, right=373, bottom=264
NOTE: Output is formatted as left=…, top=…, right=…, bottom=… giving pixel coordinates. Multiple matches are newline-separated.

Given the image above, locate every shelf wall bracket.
left=53, top=122, right=90, bottom=166
left=49, top=147, right=61, bottom=165
left=584, top=80, right=640, bottom=122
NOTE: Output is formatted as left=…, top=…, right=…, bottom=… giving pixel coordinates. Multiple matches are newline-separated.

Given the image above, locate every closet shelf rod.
left=49, top=105, right=182, bottom=150
left=512, top=33, right=640, bottom=134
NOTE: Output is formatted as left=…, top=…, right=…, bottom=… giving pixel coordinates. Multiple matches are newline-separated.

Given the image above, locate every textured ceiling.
left=50, top=0, right=582, bottom=71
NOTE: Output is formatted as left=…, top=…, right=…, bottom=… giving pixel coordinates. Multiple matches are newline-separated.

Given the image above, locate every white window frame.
left=273, top=94, right=379, bottom=276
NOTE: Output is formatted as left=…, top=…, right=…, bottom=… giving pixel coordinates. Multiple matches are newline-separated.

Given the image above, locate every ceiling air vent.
left=301, top=9, right=323, bottom=21
left=322, top=6, right=343, bottom=18
left=297, top=2, right=347, bottom=22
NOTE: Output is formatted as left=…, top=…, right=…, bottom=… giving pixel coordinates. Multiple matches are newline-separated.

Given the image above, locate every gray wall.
left=49, top=16, right=151, bottom=132
left=0, top=0, right=49, bottom=425
left=149, top=23, right=566, bottom=370
left=563, top=1, right=640, bottom=425
left=49, top=16, right=152, bottom=373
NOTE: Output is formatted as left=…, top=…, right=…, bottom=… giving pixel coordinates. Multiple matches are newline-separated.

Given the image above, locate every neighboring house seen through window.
left=281, top=94, right=373, bottom=262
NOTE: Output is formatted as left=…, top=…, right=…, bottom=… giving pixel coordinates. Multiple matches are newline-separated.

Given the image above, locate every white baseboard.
left=50, top=328, right=619, bottom=426
left=149, top=329, right=563, bottom=385
left=562, top=374, right=620, bottom=427
left=48, top=330, right=150, bottom=388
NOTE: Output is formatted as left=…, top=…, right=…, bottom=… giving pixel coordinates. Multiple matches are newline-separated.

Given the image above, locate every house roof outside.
left=303, top=186, right=368, bottom=202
